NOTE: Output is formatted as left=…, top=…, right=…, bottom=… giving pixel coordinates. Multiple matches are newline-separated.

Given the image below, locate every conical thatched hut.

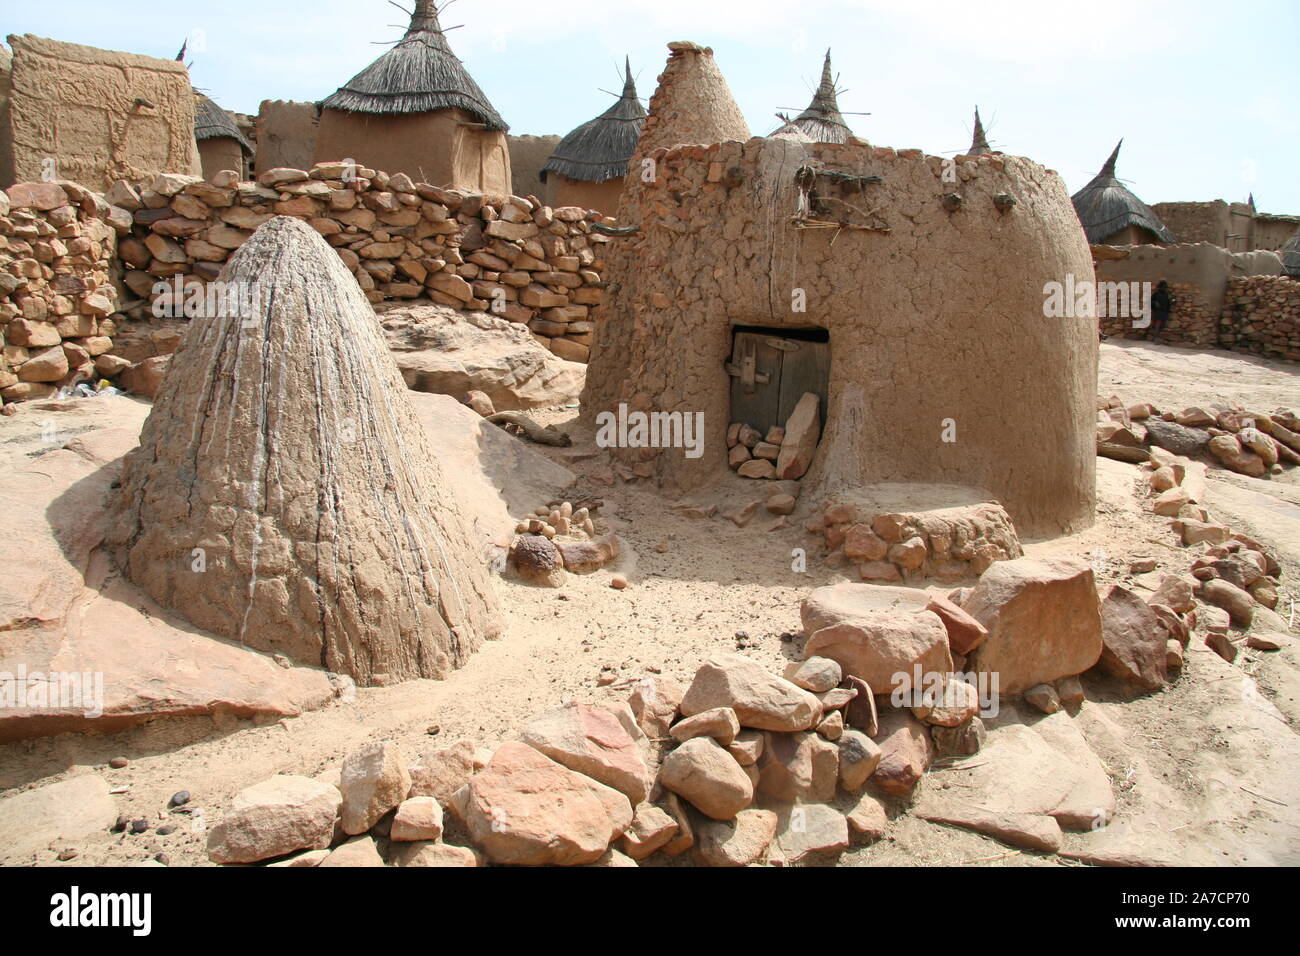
left=540, top=58, right=647, bottom=216
left=1071, top=141, right=1174, bottom=245
left=967, top=107, right=991, bottom=155
left=781, top=50, right=853, bottom=144
left=769, top=112, right=814, bottom=143
left=194, top=93, right=254, bottom=181
left=107, top=217, right=502, bottom=686
left=314, top=0, right=510, bottom=193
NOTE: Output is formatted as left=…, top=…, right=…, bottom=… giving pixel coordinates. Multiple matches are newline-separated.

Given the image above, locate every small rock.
left=670, top=707, right=741, bottom=746
left=658, top=737, right=754, bottom=820
left=837, top=729, right=882, bottom=791
left=1024, top=683, right=1061, bottom=714
left=390, top=796, right=444, bottom=842
left=693, top=809, right=778, bottom=867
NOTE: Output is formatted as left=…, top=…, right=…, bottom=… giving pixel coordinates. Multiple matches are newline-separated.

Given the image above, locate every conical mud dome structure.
left=630, top=41, right=750, bottom=167
left=107, top=217, right=501, bottom=686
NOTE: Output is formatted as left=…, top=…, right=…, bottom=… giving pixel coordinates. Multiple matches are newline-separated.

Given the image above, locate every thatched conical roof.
left=106, top=216, right=501, bottom=686
left=320, top=0, right=507, bottom=131
left=968, top=107, right=991, bottom=155
left=786, top=50, right=853, bottom=144
left=1071, top=140, right=1174, bottom=244
left=540, top=58, right=647, bottom=184
left=1281, top=232, right=1300, bottom=278
left=769, top=112, right=814, bottom=143
left=194, top=94, right=253, bottom=155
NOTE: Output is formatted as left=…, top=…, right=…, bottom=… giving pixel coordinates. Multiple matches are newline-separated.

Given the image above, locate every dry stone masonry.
left=0, top=181, right=130, bottom=404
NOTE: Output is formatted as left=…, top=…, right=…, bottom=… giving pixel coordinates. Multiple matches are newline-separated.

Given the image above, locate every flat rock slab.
left=938, top=707, right=1114, bottom=831
left=0, top=774, right=117, bottom=863
left=915, top=802, right=1062, bottom=853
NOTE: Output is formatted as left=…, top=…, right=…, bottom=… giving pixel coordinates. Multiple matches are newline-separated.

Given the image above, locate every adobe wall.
left=508, top=134, right=559, bottom=206
left=1152, top=200, right=1229, bottom=246
left=255, top=100, right=318, bottom=173
left=314, top=107, right=511, bottom=195
left=1255, top=217, right=1299, bottom=252
left=198, top=137, right=246, bottom=182
left=0, top=44, right=12, bottom=189
left=1094, top=242, right=1284, bottom=347
left=555, top=176, right=623, bottom=218
left=4, top=35, right=199, bottom=190
left=583, top=137, right=1098, bottom=538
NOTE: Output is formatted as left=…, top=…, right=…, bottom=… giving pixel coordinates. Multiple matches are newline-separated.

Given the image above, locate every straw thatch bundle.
left=320, top=0, right=507, bottom=131
left=541, top=58, right=646, bottom=184
left=784, top=50, right=853, bottom=144
left=769, top=112, right=814, bottom=143
left=1071, top=141, right=1174, bottom=244
left=194, top=94, right=253, bottom=155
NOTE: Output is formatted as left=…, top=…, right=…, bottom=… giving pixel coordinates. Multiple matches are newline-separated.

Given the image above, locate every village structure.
left=0, top=0, right=1297, bottom=875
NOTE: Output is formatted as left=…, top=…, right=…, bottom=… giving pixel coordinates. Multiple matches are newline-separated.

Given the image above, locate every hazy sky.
left=6, top=0, right=1298, bottom=210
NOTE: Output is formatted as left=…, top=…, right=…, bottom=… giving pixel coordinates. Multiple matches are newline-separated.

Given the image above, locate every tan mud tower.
left=107, top=216, right=501, bottom=685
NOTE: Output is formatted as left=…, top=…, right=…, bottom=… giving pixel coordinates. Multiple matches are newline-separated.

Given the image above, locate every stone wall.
left=1152, top=200, right=1229, bottom=246
left=1096, top=279, right=1220, bottom=347
left=115, top=163, right=611, bottom=363
left=1219, top=275, right=1300, bottom=361
left=4, top=35, right=199, bottom=190
left=0, top=181, right=130, bottom=405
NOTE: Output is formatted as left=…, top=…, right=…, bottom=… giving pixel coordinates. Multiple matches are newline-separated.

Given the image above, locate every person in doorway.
left=1150, top=280, right=1173, bottom=344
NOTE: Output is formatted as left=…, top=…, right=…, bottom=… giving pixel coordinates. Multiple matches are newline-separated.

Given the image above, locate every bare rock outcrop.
left=106, top=217, right=501, bottom=686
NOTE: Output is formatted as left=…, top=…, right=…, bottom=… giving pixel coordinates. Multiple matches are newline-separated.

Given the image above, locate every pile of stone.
left=1219, top=274, right=1300, bottom=362
left=509, top=496, right=621, bottom=588
left=1097, top=396, right=1300, bottom=478
left=0, top=181, right=132, bottom=406
left=727, top=392, right=821, bottom=482
left=114, top=164, right=612, bottom=364
left=808, top=502, right=1022, bottom=583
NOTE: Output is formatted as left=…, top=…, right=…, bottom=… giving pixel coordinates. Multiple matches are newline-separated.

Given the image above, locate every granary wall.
left=583, top=136, right=1098, bottom=538
left=114, top=163, right=609, bottom=365
left=255, top=100, right=318, bottom=174
left=0, top=44, right=13, bottom=190
left=508, top=134, right=560, bottom=207
left=0, top=180, right=128, bottom=404
left=4, top=35, right=200, bottom=190
left=1255, top=216, right=1300, bottom=252
left=314, top=107, right=511, bottom=195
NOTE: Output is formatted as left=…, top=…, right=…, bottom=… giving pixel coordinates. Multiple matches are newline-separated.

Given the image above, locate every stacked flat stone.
left=1220, top=274, right=1300, bottom=361
left=115, top=164, right=612, bottom=364
left=0, top=181, right=132, bottom=405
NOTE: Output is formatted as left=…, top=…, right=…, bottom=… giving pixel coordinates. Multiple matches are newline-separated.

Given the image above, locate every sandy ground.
left=1, top=339, right=1298, bottom=867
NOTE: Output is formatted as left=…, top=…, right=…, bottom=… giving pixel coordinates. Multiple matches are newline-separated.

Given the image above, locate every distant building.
left=1072, top=141, right=1174, bottom=246
left=540, top=59, right=646, bottom=216
left=314, top=0, right=510, bottom=193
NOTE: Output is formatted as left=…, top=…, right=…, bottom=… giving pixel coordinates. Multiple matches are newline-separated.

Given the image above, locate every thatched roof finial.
left=406, top=0, right=441, bottom=37
left=1100, top=139, right=1123, bottom=178
left=782, top=48, right=853, bottom=143
left=969, top=107, right=991, bottom=155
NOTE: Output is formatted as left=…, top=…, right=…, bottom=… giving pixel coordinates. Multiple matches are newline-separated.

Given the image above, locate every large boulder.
left=1096, top=585, right=1168, bottom=691
left=872, top=709, right=934, bottom=795
left=803, top=611, right=952, bottom=698
left=756, top=730, right=839, bottom=804
left=520, top=701, right=652, bottom=805
left=800, top=582, right=931, bottom=635
left=679, top=655, right=821, bottom=732
left=207, top=775, right=342, bottom=864
left=340, top=741, right=411, bottom=835
left=1144, top=419, right=1210, bottom=457
left=455, top=742, right=632, bottom=866
left=381, top=303, right=584, bottom=411
left=965, top=556, right=1103, bottom=695
left=658, top=737, right=754, bottom=820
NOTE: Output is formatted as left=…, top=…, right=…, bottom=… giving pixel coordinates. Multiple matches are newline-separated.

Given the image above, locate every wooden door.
left=728, top=330, right=829, bottom=437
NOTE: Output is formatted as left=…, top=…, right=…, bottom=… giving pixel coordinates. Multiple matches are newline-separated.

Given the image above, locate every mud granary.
left=584, top=47, right=1097, bottom=539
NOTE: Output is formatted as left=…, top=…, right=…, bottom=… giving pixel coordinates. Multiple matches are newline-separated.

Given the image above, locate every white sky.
left=6, top=0, right=1298, bottom=210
